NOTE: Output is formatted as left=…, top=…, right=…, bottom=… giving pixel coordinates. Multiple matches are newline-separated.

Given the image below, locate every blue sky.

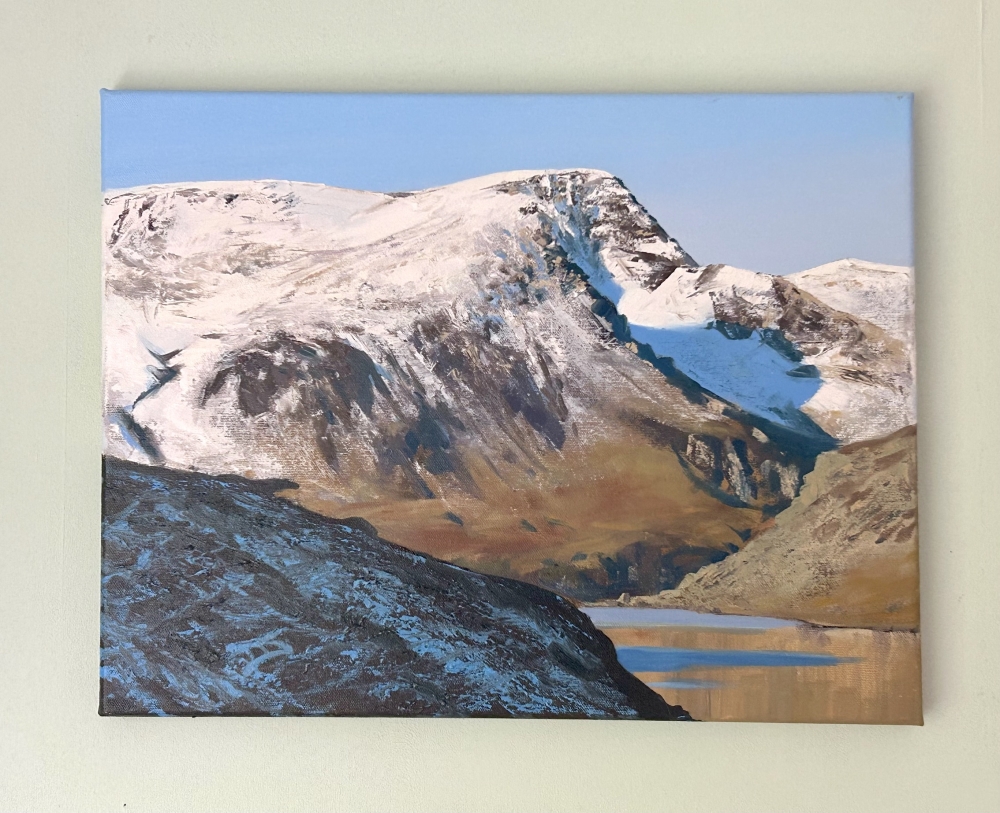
left=101, top=92, right=912, bottom=275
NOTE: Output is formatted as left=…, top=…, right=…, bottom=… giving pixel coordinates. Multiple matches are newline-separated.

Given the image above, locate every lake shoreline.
left=580, top=599, right=919, bottom=634
left=584, top=606, right=922, bottom=725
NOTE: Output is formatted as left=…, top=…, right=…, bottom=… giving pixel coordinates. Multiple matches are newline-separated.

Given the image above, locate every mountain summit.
left=102, top=170, right=915, bottom=599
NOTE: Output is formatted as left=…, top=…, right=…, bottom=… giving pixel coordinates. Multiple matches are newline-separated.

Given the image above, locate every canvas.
left=100, top=92, right=919, bottom=723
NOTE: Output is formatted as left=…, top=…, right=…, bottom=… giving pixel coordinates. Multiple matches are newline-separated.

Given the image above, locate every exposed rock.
left=101, top=171, right=914, bottom=601
left=100, top=457, right=688, bottom=719
left=635, top=426, right=919, bottom=631
left=788, top=259, right=915, bottom=341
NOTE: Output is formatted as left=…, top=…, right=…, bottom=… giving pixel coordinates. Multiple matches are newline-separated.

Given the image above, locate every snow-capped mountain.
left=102, top=169, right=915, bottom=598
left=788, top=259, right=914, bottom=341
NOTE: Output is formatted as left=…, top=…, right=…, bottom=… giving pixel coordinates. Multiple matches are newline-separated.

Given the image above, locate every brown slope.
left=630, top=426, right=919, bottom=630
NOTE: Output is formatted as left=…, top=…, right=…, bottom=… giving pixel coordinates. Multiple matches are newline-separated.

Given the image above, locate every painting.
left=100, top=92, right=919, bottom=723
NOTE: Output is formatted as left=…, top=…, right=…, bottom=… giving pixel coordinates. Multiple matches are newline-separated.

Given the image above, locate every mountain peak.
left=787, top=258, right=914, bottom=340
left=102, top=168, right=916, bottom=600
left=442, top=166, right=616, bottom=190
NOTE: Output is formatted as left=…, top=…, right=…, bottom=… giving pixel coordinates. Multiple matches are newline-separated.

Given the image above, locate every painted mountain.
left=101, top=169, right=918, bottom=718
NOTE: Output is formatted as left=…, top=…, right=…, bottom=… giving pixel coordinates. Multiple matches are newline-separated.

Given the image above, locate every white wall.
left=1, top=1, right=998, bottom=810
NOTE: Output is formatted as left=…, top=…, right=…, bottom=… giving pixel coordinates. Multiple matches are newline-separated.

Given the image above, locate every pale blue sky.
left=101, top=92, right=912, bottom=275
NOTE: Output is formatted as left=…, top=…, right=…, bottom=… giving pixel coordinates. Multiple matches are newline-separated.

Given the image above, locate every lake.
left=583, top=607, right=922, bottom=724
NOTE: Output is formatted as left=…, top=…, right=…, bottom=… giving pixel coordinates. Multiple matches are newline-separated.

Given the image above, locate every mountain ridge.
left=102, top=169, right=915, bottom=600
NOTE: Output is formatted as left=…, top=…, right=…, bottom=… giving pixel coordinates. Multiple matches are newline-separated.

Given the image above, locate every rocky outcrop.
left=100, top=457, right=688, bottom=718
left=627, top=426, right=919, bottom=631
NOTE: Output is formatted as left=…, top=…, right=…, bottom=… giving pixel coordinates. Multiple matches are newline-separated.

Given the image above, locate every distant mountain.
left=788, top=258, right=915, bottom=341
left=627, top=426, right=919, bottom=631
left=102, top=170, right=915, bottom=599
left=101, top=457, right=686, bottom=718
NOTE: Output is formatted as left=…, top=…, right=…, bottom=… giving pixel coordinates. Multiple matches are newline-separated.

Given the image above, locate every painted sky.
left=101, top=92, right=912, bottom=275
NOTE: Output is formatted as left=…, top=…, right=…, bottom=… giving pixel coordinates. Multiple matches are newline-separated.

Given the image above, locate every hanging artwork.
left=100, top=92, right=919, bottom=722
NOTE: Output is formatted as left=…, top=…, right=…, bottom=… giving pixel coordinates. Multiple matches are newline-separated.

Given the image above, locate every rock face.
left=633, top=426, right=919, bottom=631
left=101, top=169, right=914, bottom=599
left=100, top=457, right=687, bottom=718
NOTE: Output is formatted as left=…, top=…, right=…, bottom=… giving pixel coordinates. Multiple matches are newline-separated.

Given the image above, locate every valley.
left=102, top=170, right=916, bottom=606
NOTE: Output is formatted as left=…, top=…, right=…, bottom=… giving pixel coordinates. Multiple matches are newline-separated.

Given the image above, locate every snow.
left=788, top=258, right=914, bottom=340
left=103, top=170, right=916, bottom=474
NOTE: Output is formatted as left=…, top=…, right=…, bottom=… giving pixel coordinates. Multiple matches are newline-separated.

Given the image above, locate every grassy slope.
left=637, top=426, right=919, bottom=631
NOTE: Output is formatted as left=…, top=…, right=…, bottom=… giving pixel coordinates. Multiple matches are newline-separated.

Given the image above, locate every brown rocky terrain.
left=620, top=426, right=919, bottom=630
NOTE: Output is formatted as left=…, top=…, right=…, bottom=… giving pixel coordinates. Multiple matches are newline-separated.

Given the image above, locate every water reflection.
left=585, top=607, right=798, bottom=629
left=615, top=645, right=856, bottom=673
left=584, top=607, right=921, bottom=724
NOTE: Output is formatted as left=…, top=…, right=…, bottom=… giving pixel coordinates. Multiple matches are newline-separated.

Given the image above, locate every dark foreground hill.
left=100, top=457, right=687, bottom=719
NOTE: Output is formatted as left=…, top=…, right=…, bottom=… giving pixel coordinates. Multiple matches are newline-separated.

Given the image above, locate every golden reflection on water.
left=599, top=624, right=922, bottom=724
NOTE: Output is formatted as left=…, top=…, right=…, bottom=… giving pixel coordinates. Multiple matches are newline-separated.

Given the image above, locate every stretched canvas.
left=100, top=92, right=920, bottom=723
